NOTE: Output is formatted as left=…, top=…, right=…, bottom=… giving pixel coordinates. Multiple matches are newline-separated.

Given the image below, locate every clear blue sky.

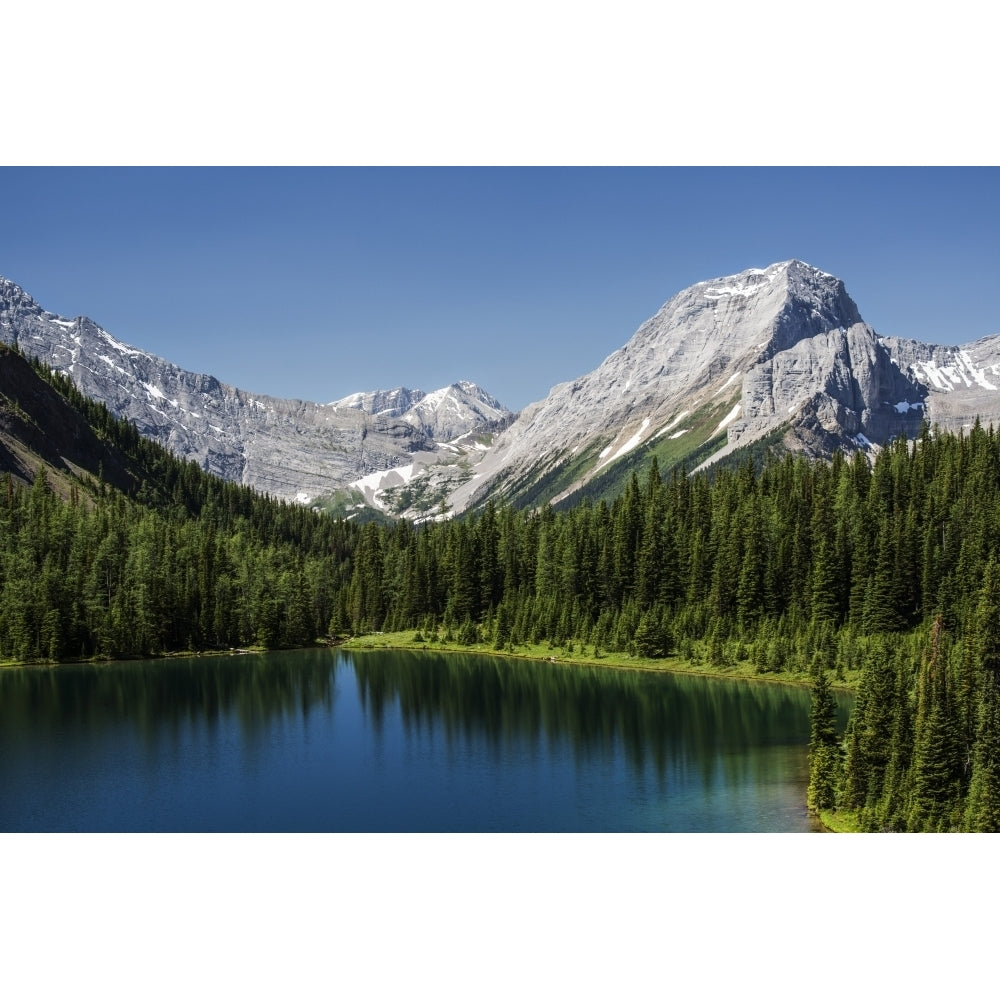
left=2, top=167, right=997, bottom=413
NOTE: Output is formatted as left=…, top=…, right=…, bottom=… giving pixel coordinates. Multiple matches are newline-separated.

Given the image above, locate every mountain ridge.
left=330, top=380, right=511, bottom=442
left=4, top=263, right=1000, bottom=519
left=0, top=275, right=511, bottom=504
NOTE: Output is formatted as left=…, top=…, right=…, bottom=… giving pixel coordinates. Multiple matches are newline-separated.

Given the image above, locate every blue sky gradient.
left=2, top=167, right=997, bottom=412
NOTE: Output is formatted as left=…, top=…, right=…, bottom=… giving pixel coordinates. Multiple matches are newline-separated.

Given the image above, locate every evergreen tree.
left=964, top=559, right=1000, bottom=830
left=965, top=672, right=1000, bottom=832
left=807, top=668, right=840, bottom=812
left=907, top=618, right=963, bottom=830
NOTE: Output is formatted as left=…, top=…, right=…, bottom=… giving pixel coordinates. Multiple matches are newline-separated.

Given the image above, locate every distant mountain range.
left=3, top=262, right=1000, bottom=517
left=0, top=275, right=511, bottom=505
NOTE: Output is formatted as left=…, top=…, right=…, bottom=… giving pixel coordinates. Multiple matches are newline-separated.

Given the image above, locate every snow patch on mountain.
left=599, top=417, right=651, bottom=467
left=656, top=411, right=690, bottom=438
left=715, top=403, right=742, bottom=434
left=906, top=352, right=998, bottom=393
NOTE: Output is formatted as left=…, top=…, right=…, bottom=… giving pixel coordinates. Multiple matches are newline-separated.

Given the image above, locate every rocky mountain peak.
left=633, top=259, right=863, bottom=364
left=332, top=380, right=511, bottom=443
left=444, top=259, right=997, bottom=515
left=0, top=276, right=511, bottom=504
left=331, top=386, right=427, bottom=416
left=1, top=275, right=44, bottom=327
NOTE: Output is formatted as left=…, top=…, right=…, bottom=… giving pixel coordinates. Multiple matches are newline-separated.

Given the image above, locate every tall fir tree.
left=807, top=668, right=840, bottom=812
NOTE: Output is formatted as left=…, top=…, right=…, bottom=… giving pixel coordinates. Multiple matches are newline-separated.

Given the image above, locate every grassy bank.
left=6, top=631, right=859, bottom=695
left=818, top=809, right=863, bottom=832
left=343, top=629, right=860, bottom=692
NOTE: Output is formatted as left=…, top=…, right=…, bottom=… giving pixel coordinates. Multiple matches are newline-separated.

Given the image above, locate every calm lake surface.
left=0, top=648, right=851, bottom=832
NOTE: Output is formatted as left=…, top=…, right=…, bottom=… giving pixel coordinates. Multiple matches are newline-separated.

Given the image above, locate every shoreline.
left=0, top=639, right=341, bottom=672
left=4, top=633, right=858, bottom=703
left=341, top=630, right=859, bottom=694
left=3, top=632, right=858, bottom=692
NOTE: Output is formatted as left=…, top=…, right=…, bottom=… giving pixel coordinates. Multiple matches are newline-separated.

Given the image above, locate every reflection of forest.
left=350, top=650, right=852, bottom=787
left=2, top=649, right=852, bottom=795
left=0, top=649, right=339, bottom=737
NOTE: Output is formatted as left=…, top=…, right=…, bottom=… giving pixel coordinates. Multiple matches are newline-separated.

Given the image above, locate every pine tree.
left=965, top=672, right=1000, bottom=831
left=862, top=526, right=906, bottom=632
left=907, top=618, right=963, bottom=830
left=807, top=668, right=840, bottom=812
left=964, top=559, right=1000, bottom=830
left=841, top=636, right=897, bottom=813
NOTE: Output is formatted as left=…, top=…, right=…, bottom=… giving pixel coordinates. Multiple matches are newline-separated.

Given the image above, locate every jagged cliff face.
left=0, top=277, right=510, bottom=502
left=881, top=334, right=1000, bottom=435
left=446, top=260, right=1000, bottom=513
left=721, top=321, right=930, bottom=463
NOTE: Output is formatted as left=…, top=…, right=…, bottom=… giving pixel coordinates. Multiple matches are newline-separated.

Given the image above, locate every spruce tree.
left=964, top=559, right=1000, bottom=830
left=907, top=618, right=963, bottom=830
left=965, top=673, right=1000, bottom=831
left=807, top=668, right=840, bottom=812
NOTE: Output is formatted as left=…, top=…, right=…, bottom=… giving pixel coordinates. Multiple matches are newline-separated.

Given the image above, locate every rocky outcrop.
left=721, top=322, right=929, bottom=460
left=880, top=334, right=1000, bottom=434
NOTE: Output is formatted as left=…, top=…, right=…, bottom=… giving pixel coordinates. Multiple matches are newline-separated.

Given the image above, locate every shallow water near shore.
left=0, top=647, right=851, bottom=832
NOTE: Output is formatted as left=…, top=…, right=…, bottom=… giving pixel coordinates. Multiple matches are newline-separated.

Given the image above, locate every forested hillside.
left=343, top=425, right=1000, bottom=662
left=1, top=347, right=359, bottom=659
left=4, top=345, right=1000, bottom=829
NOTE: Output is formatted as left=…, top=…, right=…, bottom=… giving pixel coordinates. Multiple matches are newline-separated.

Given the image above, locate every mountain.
left=437, top=260, right=1000, bottom=513
left=6, top=263, right=999, bottom=521
left=879, top=334, right=1000, bottom=434
left=327, top=381, right=516, bottom=521
left=0, top=276, right=511, bottom=504
left=332, top=381, right=512, bottom=442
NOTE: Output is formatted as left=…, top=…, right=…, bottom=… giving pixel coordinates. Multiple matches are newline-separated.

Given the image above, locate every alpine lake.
left=0, top=647, right=852, bottom=832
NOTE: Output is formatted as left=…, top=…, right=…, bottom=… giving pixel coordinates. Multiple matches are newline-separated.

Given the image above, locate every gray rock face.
left=448, top=261, right=873, bottom=510
left=447, top=260, right=1000, bottom=513
left=0, top=276, right=510, bottom=502
left=332, top=380, right=512, bottom=442
left=880, top=334, right=1000, bottom=434
left=721, top=321, right=929, bottom=462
